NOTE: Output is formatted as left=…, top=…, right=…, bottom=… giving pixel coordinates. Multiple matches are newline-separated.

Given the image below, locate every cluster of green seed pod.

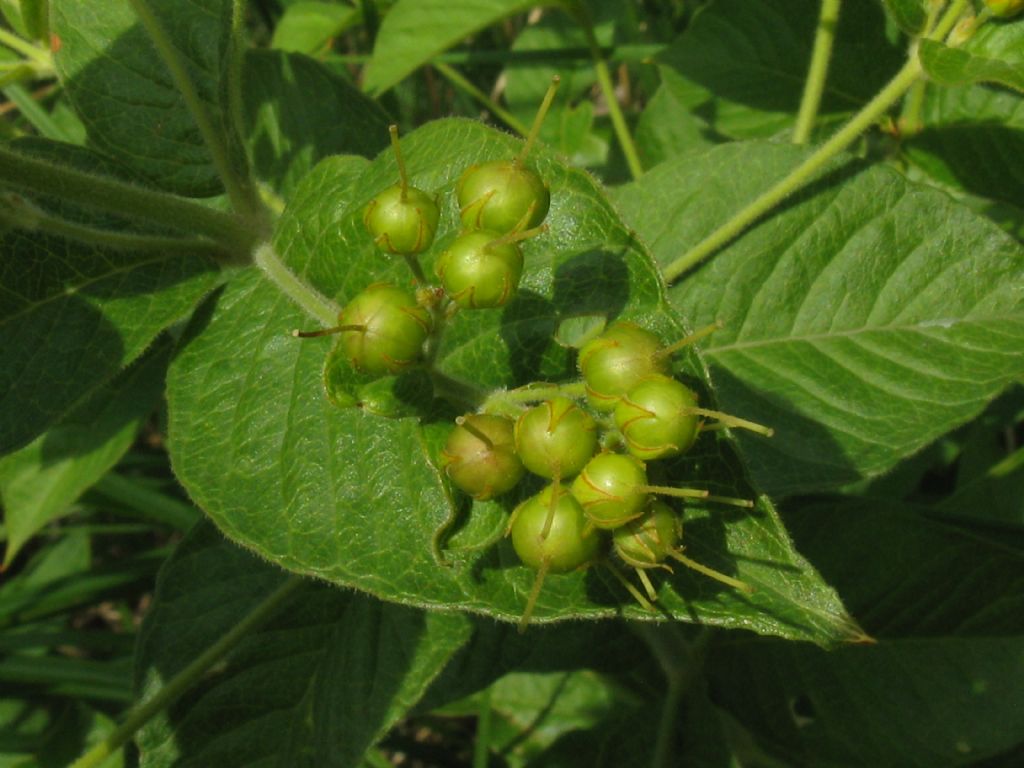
left=439, top=321, right=773, bottom=629
left=294, top=80, right=560, bottom=379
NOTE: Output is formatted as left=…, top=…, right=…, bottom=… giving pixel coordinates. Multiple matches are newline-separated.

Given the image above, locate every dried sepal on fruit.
left=570, top=452, right=649, bottom=530
left=434, top=225, right=544, bottom=309
left=441, top=414, right=524, bottom=500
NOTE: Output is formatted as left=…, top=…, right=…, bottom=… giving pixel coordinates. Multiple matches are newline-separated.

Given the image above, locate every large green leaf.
left=615, top=141, right=1024, bottom=496
left=0, top=342, right=169, bottom=568
left=167, top=119, right=858, bottom=644
left=919, top=21, right=1024, bottom=93
left=51, top=0, right=233, bottom=196
left=362, top=0, right=553, bottom=95
left=656, top=0, right=902, bottom=139
left=904, top=83, right=1024, bottom=212
left=242, top=49, right=389, bottom=199
left=707, top=499, right=1024, bottom=767
left=0, top=220, right=217, bottom=456
left=270, top=1, right=361, bottom=55
left=134, top=522, right=472, bottom=768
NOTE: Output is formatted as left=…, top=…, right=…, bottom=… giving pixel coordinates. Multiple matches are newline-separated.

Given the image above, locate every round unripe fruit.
left=514, top=397, right=598, bottom=479
left=363, top=185, right=440, bottom=255
left=457, top=160, right=550, bottom=234
left=434, top=230, right=524, bottom=309
left=615, top=374, right=701, bottom=461
left=612, top=501, right=680, bottom=569
left=985, top=0, right=1024, bottom=18
left=510, top=484, right=602, bottom=573
left=571, top=453, right=649, bottom=529
left=577, top=322, right=668, bottom=412
left=441, top=415, right=524, bottom=500
left=337, top=283, right=432, bottom=375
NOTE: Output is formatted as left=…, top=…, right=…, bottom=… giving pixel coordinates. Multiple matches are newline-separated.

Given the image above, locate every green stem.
left=2, top=83, right=67, bottom=141
left=792, top=0, right=841, bottom=144
left=433, top=61, right=530, bottom=137
left=0, top=145, right=257, bottom=253
left=228, top=0, right=250, bottom=162
left=69, top=576, right=305, bottom=768
left=0, top=197, right=233, bottom=260
left=472, top=686, right=493, bottom=768
left=126, top=0, right=263, bottom=224
left=662, top=56, right=923, bottom=283
left=899, top=77, right=928, bottom=135
left=0, top=27, right=50, bottom=67
left=481, top=381, right=587, bottom=413
left=253, top=243, right=340, bottom=327
left=583, top=23, right=644, bottom=180
left=662, top=0, right=970, bottom=283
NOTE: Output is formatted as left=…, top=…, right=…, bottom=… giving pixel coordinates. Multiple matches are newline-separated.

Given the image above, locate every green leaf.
left=0, top=221, right=217, bottom=456
left=708, top=498, right=1024, bottom=767
left=242, top=49, right=389, bottom=198
left=51, top=0, right=233, bottom=196
left=656, top=0, right=902, bottom=139
left=615, top=141, right=1024, bottom=496
left=709, top=635, right=1024, bottom=768
left=881, top=0, right=928, bottom=35
left=0, top=342, right=169, bottom=568
left=919, top=22, right=1024, bottom=92
left=271, top=1, right=361, bottom=55
left=167, top=119, right=857, bottom=644
left=786, top=500, right=1024, bottom=636
left=134, top=522, right=472, bottom=768
left=904, top=83, right=1024, bottom=211
left=634, top=82, right=722, bottom=169
left=363, top=0, right=554, bottom=96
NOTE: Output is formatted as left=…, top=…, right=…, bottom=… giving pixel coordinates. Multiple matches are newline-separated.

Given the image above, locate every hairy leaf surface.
left=167, top=120, right=857, bottom=644
left=134, top=523, right=472, bottom=768
left=616, top=141, right=1024, bottom=495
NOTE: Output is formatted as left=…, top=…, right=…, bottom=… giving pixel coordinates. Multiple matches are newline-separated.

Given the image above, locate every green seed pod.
left=985, top=0, right=1024, bottom=18
left=612, top=500, right=680, bottom=569
left=434, top=230, right=524, bottom=309
left=456, top=160, right=550, bottom=234
left=510, top=484, right=602, bottom=573
left=614, top=374, right=700, bottom=461
left=440, top=414, right=525, bottom=500
left=363, top=185, right=440, bottom=255
left=577, top=322, right=668, bottom=412
left=514, top=397, right=598, bottom=479
left=337, top=283, right=432, bottom=376
left=570, top=453, right=649, bottom=530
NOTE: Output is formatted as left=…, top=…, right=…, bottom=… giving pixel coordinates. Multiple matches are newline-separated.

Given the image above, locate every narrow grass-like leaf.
left=363, top=0, right=554, bottom=96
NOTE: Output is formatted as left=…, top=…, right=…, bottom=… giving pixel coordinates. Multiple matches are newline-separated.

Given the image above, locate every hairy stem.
left=433, top=61, right=529, bottom=137
left=0, top=198, right=233, bottom=260
left=792, top=0, right=841, bottom=144
left=253, top=243, right=340, bottom=327
left=663, top=56, right=922, bottom=283
left=662, top=0, right=970, bottom=283
left=127, top=0, right=264, bottom=224
left=69, top=577, right=305, bottom=768
left=0, top=145, right=256, bottom=253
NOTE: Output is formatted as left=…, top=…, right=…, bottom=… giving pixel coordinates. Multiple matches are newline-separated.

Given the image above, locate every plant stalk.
left=253, top=243, right=340, bottom=327
left=0, top=27, right=50, bottom=66
left=126, top=0, right=264, bottom=225
left=583, top=23, right=644, bottom=180
left=662, top=56, right=922, bottom=283
left=69, top=576, right=305, bottom=768
left=792, top=0, right=842, bottom=144
left=0, top=145, right=257, bottom=254
left=433, top=61, right=530, bottom=137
